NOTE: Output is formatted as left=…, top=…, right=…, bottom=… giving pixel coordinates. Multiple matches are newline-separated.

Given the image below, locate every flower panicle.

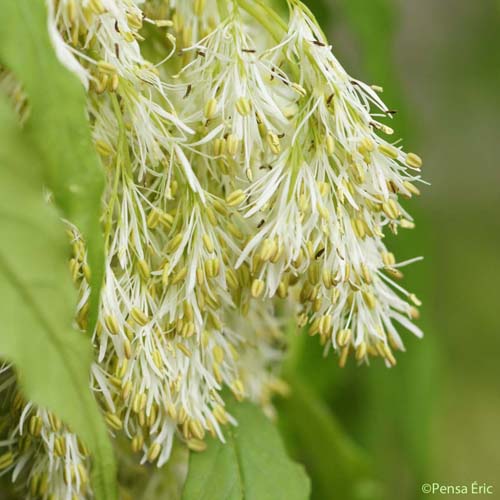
left=0, top=0, right=425, bottom=497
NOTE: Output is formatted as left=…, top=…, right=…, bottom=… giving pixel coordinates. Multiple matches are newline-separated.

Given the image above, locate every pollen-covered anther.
left=231, top=379, right=245, bottom=401
left=154, top=19, right=174, bottom=28
left=168, top=233, right=184, bottom=252
left=382, top=251, right=396, bottom=267
left=359, top=137, right=375, bottom=154
left=204, top=97, right=217, bottom=120
left=88, top=0, right=106, bottom=15
left=403, top=181, right=421, bottom=196
left=353, top=218, right=367, bottom=239
left=177, top=343, right=192, bottom=357
left=337, top=329, right=352, bottom=347
left=326, top=134, right=335, bottom=155
left=400, top=219, right=415, bottom=229
left=147, top=209, right=161, bottom=229
left=385, top=266, right=404, bottom=279
left=108, top=73, right=119, bottom=92
left=137, top=259, right=151, bottom=281
left=28, top=415, right=43, bottom=437
left=104, top=412, right=123, bottom=431
left=355, top=342, right=367, bottom=361
left=382, top=199, right=400, bottom=219
left=291, top=82, right=307, bottom=97
left=384, top=347, right=397, bottom=366
left=202, top=233, right=215, bottom=253
left=213, top=405, right=229, bottom=425
left=258, top=238, right=277, bottom=262
left=126, top=11, right=143, bottom=31
left=147, top=443, right=162, bottom=462
left=131, top=434, right=144, bottom=453
left=212, top=345, right=225, bottom=364
left=172, top=266, right=188, bottom=284
left=317, top=202, right=330, bottom=220
left=132, top=393, right=147, bottom=414
left=226, top=189, right=246, bottom=207
left=96, top=60, right=116, bottom=75
left=318, top=315, right=332, bottom=336
left=363, top=291, right=377, bottom=309
left=378, top=143, right=400, bottom=159
left=214, top=138, right=226, bottom=156
left=226, top=134, right=239, bottom=156
left=130, top=307, right=149, bottom=326
left=189, top=419, right=206, bottom=440
left=104, top=314, right=120, bottom=335
left=204, top=258, right=220, bottom=278
left=187, top=439, right=207, bottom=452
left=266, top=131, right=281, bottom=154
left=406, top=152, right=423, bottom=169
left=53, top=436, right=67, bottom=457
left=121, top=380, right=133, bottom=400
left=236, top=97, right=252, bottom=116
left=159, top=211, right=175, bottom=229
left=339, top=346, right=350, bottom=368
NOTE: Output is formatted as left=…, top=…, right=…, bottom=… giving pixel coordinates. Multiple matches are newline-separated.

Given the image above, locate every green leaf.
left=0, top=0, right=105, bottom=332
left=0, top=1, right=116, bottom=497
left=137, top=441, right=189, bottom=500
left=0, top=94, right=116, bottom=500
left=115, top=436, right=188, bottom=500
left=182, top=398, right=310, bottom=500
left=277, top=376, right=383, bottom=500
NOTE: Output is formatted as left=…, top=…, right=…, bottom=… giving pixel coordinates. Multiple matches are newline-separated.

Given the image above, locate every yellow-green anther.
left=406, top=152, right=423, bottom=168
left=378, top=143, right=399, bottom=159
left=130, top=307, right=149, bottom=326
left=226, top=189, right=246, bottom=207
left=204, top=98, right=217, bottom=119
left=236, top=97, right=251, bottom=116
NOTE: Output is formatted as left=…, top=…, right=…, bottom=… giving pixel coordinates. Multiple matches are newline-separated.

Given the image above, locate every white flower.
left=0, top=367, right=92, bottom=500
left=1, top=0, right=425, bottom=497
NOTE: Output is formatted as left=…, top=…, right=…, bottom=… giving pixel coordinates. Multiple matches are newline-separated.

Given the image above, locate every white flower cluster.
left=0, top=0, right=424, bottom=498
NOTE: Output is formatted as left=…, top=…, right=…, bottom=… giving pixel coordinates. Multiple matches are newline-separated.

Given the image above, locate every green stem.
left=292, top=0, right=329, bottom=41
left=235, top=0, right=287, bottom=42
left=217, top=0, right=230, bottom=20
left=104, top=94, right=126, bottom=252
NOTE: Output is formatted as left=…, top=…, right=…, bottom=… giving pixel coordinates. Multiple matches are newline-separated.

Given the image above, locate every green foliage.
left=0, top=2, right=116, bottom=498
left=117, top=438, right=189, bottom=500
left=0, top=0, right=105, bottom=331
left=277, top=328, right=382, bottom=500
left=277, top=375, right=383, bottom=500
left=0, top=96, right=116, bottom=499
left=135, top=444, right=188, bottom=500
left=182, top=397, right=310, bottom=500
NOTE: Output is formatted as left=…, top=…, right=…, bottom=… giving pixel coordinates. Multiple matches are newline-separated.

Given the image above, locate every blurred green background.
left=277, top=1, right=500, bottom=499
left=2, top=2, right=498, bottom=499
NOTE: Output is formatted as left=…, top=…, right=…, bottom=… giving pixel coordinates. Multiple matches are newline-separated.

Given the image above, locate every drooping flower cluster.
left=0, top=0, right=424, bottom=498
